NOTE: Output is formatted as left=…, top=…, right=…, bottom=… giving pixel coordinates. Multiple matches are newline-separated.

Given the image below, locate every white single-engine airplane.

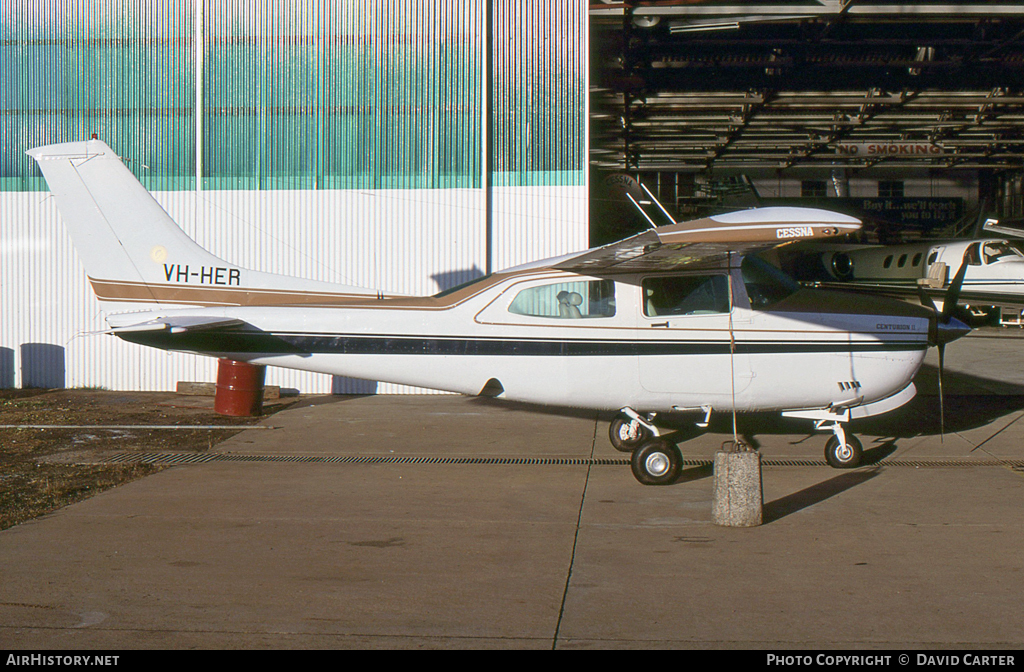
left=29, top=140, right=971, bottom=484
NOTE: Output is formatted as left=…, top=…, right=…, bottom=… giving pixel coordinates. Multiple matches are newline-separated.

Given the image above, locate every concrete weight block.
left=712, top=448, right=763, bottom=527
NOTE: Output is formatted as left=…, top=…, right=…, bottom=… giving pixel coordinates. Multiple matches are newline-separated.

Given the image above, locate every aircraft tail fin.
left=28, top=139, right=376, bottom=312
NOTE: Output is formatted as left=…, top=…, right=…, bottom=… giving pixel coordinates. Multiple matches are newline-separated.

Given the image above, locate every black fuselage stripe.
left=120, top=331, right=927, bottom=357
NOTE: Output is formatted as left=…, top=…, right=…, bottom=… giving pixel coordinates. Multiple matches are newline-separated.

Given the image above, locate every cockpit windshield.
left=983, top=242, right=1024, bottom=264
left=742, top=256, right=801, bottom=310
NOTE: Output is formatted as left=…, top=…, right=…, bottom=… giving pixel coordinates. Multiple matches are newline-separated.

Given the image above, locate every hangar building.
left=1, top=1, right=1022, bottom=393
left=1, top=1, right=588, bottom=393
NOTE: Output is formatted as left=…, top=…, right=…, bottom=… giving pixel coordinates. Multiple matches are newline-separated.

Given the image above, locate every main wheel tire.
left=630, top=439, right=683, bottom=486
left=609, top=415, right=650, bottom=453
left=824, top=434, right=863, bottom=469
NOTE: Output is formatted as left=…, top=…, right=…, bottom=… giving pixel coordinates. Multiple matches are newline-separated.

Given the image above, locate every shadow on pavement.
left=653, top=365, right=1024, bottom=444
left=676, top=462, right=713, bottom=484
left=764, top=468, right=881, bottom=523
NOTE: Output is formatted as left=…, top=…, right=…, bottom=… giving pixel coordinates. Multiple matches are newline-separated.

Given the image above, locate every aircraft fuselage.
left=119, top=260, right=931, bottom=415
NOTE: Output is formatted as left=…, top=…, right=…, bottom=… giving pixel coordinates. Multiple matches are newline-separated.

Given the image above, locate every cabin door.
left=637, top=272, right=752, bottom=405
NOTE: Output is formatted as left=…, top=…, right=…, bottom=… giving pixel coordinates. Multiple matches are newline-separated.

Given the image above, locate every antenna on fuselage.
left=727, top=251, right=739, bottom=446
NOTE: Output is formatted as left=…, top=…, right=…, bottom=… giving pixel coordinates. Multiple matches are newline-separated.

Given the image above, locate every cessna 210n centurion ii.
left=29, top=139, right=971, bottom=484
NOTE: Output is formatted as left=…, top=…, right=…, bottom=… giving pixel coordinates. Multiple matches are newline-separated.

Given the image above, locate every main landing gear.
left=631, top=439, right=683, bottom=486
left=609, top=408, right=656, bottom=453
left=618, top=408, right=867, bottom=483
left=611, top=409, right=683, bottom=485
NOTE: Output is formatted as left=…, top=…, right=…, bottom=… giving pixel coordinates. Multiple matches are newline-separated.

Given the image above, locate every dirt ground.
left=0, top=389, right=296, bottom=531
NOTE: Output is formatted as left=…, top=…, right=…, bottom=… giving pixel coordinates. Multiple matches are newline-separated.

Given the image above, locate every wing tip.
left=710, top=206, right=862, bottom=227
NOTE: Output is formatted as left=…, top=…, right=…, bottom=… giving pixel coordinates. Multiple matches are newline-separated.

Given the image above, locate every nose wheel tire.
left=630, top=440, right=683, bottom=486
left=824, top=434, right=863, bottom=469
left=609, top=415, right=651, bottom=453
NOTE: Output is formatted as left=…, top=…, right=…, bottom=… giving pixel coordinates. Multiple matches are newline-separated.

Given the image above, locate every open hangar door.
left=589, top=1, right=1024, bottom=248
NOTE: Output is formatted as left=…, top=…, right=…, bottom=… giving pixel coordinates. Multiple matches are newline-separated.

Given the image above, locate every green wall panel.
left=1, top=0, right=584, bottom=192
left=0, top=0, right=195, bottom=191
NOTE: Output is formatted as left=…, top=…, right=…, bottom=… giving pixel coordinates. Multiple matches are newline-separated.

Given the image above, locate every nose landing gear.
left=782, top=408, right=864, bottom=469
left=820, top=420, right=863, bottom=469
left=824, top=431, right=863, bottom=469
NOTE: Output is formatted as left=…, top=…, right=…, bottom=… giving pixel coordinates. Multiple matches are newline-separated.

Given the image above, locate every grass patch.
left=0, top=463, right=163, bottom=531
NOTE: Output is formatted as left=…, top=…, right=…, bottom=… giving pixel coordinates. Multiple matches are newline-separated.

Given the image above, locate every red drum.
left=214, top=359, right=266, bottom=417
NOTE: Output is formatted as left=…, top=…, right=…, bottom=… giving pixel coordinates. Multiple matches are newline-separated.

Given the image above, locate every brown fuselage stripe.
left=87, top=268, right=550, bottom=310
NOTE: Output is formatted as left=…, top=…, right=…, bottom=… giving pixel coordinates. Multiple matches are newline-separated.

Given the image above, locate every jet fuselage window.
left=912, top=253, right=923, bottom=266
left=643, top=275, right=730, bottom=317
left=883, top=255, right=894, bottom=269
left=508, top=280, right=615, bottom=319
left=897, top=254, right=908, bottom=268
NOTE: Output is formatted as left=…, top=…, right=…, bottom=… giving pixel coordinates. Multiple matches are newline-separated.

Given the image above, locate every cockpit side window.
left=642, top=275, right=730, bottom=317
left=741, top=256, right=801, bottom=311
left=508, top=280, right=615, bottom=319
left=983, top=242, right=1022, bottom=264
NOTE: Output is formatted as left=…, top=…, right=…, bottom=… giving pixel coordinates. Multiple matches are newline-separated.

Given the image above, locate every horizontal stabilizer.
left=101, top=316, right=245, bottom=336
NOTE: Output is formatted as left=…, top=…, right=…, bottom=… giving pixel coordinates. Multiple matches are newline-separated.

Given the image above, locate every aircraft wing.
left=982, top=221, right=1024, bottom=240
left=554, top=207, right=861, bottom=274
left=815, top=280, right=1024, bottom=310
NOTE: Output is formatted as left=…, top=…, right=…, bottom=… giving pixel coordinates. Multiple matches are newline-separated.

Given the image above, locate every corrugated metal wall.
left=491, top=1, right=587, bottom=272
left=494, top=1, right=586, bottom=186
left=201, top=1, right=485, bottom=191
left=0, top=0, right=587, bottom=393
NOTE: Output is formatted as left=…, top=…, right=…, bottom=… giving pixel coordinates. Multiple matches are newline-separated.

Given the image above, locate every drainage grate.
left=763, top=459, right=825, bottom=467
left=107, top=452, right=632, bottom=466
left=101, top=452, right=1024, bottom=469
left=109, top=452, right=219, bottom=465
left=873, top=459, right=1024, bottom=468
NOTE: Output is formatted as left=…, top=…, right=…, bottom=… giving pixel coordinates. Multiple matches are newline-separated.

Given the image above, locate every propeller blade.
left=927, top=253, right=966, bottom=442
left=917, top=286, right=937, bottom=314
left=938, top=343, right=945, bottom=443
left=941, top=261, right=968, bottom=322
